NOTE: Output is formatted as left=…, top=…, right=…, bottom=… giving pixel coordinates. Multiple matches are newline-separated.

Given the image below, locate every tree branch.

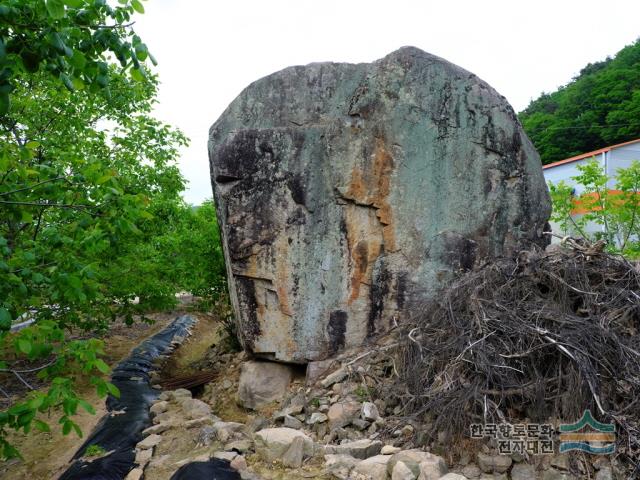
left=0, top=200, right=93, bottom=210
left=0, top=176, right=67, bottom=197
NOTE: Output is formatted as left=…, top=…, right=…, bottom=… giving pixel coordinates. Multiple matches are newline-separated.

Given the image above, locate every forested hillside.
left=520, top=39, right=640, bottom=164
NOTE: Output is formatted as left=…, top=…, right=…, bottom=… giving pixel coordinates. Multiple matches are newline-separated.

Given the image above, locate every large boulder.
left=209, top=46, right=550, bottom=363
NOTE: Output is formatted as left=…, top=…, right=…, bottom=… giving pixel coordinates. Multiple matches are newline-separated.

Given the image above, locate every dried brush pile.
left=389, top=239, right=640, bottom=469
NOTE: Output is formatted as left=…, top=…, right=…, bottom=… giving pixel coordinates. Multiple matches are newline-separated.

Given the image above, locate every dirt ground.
left=0, top=307, right=206, bottom=480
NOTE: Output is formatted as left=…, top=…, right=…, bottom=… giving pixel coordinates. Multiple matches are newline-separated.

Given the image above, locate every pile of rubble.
left=122, top=347, right=617, bottom=480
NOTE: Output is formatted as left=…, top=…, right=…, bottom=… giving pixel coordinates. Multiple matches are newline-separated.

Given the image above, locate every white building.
left=543, top=138, right=640, bottom=238
left=544, top=138, right=640, bottom=193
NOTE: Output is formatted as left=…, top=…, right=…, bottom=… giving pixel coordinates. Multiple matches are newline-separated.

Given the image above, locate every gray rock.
left=541, top=469, right=577, bottom=480
left=196, top=426, right=217, bottom=447
left=248, top=416, right=270, bottom=432
left=148, top=454, right=170, bottom=468
left=141, top=421, right=173, bottom=437
left=307, top=412, right=328, bottom=425
left=149, top=400, right=169, bottom=416
left=595, top=467, right=613, bottom=480
left=307, top=360, right=338, bottom=384
left=285, top=393, right=306, bottom=414
left=179, top=397, right=212, bottom=420
left=239, top=471, right=263, bottom=480
left=438, top=475, right=467, bottom=480
left=510, top=464, right=536, bottom=480
left=209, top=46, right=551, bottom=363
left=392, top=461, right=417, bottom=480
left=361, top=402, right=380, bottom=422
left=387, top=450, right=446, bottom=479
left=476, top=453, right=512, bottom=473
left=325, top=453, right=359, bottom=480
left=351, top=419, right=371, bottom=431
left=137, top=433, right=162, bottom=450
left=352, top=455, right=392, bottom=480
left=134, top=448, right=152, bottom=467
left=461, top=463, right=481, bottom=479
left=185, top=416, right=214, bottom=428
left=169, top=388, right=192, bottom=400
left=284, top=414, right=304, bottom=429
left=550, top=455, right=569, bottom=471
left=254, top=427, right=313, bottom=462
left=237, top=360, right=294, bottom=409
left=152, top=411, right=173, bottom=425
left=225, top=439, right=253, bottom=453
left=124, top=468, right=144, bottom=480
left=325, top=439, right=382, bottom=459
left=213, top=421, right=246, bottom=443
left=231, top=455, right=248, bottom=471
left=321, top=368, right=349, bottom=388
left=381, top=445, right=401, bottom=455
left=282, top=436, right=305, bottom=468
left=328, top=401, right=362, bottom=429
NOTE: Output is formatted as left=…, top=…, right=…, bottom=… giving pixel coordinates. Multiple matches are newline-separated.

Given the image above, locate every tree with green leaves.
left=520, top=40, right=640, bottom=164
left=0, top=0, right=228, bottom=460
left=0, top=0, right=151, bottom=115
left=549, top=159, right=640, bottom=258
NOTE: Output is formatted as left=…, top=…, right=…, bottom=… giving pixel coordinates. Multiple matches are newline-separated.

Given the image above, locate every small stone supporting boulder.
left=209, top=46, right=550, bottom=363
left=237, top=360, right=294, bottom=409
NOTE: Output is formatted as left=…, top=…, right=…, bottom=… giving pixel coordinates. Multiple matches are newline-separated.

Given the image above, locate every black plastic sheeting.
left=169, top=459, right=241, bottom=480
left=59, top=315, right=196, bottom=480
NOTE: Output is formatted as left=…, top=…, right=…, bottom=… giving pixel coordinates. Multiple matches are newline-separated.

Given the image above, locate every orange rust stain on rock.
left=343, top=139, right=396, bottom=304
left=345, top=205, right=383, bottom=304
left=343, top=138, right=396, bottom=251
left=346, top=168, right=367, bottom=201
left=372, top=138, right=396, bottom=251
left=349, top=239, right=368, bottom=303
left=275, top=236, right=293, bottom=316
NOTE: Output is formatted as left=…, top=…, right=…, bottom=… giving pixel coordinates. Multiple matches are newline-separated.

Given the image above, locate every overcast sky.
left=135, top=0, right=640, bottom=205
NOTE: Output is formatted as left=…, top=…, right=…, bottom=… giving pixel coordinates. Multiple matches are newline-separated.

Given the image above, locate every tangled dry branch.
left=387, top=240, right=640, bottom=470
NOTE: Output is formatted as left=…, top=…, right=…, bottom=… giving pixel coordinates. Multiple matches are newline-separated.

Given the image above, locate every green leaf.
left=0, top=308, right=11, bottom=330
left=62, top=420, right=72, bottom=435
left=130, top=67, right=144, bottom=82
left=18, top=338, right=32, bottom=355
left=106, top=382, right=120, bottom=398
left=72, top=422, right=83, bottom=438
left=17, top=410, right=35, bottom=427
left=34, top=419, right=50, bottom=432
left=70, top=50, right=87, bottom=69
left=21, top=210, right=34, bottom=223
left=77, top=399, right=95, bottom=414
left=8, top=403, right=30, bottom=415
left=134, top=43, right=148, bottom=62
left=93, top=358, right=109, bottom=374
left=28, top=396, right=44, bottom=409
left=72, top=77, right=85, bottom=90
left=25, top=141, right=40, bottom=149
left=131, top=0, right=145, bottom=14
left=46, top=0, right=66, bottom=19
left=61, top=73, right=75, bottom=91
left=62, top=0, right=84, bottom=7
left=96, top=382, right=107, bottom=397
left=0, top=91, right=10, bottom=115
